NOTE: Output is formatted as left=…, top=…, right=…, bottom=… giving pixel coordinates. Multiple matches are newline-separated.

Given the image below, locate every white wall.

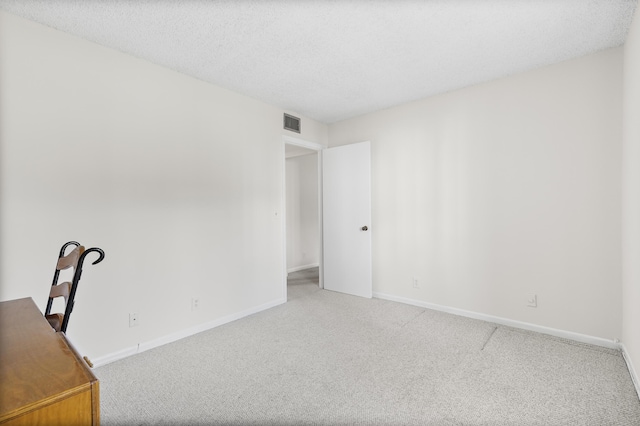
left=623, top=6, right=640, bottom=385
left=0, top=8, right=630, bottom=367
left=329, top=48, right=623, bottom=340
left=0, top=11, right=327, bottom=361
left=286, top=153, right=319, bottom=271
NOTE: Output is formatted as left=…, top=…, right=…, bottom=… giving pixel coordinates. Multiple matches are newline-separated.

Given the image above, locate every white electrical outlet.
left=526, top=294, right=537, bottom=308
left=191, top=298, right=200, bottom=311
left=129, top=312, right=139, bottom=327
left=412, top=277, right=419, bottom=289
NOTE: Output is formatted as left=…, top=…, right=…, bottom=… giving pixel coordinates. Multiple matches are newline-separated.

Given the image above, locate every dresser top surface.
left=0, top=297, right=97, bottom=417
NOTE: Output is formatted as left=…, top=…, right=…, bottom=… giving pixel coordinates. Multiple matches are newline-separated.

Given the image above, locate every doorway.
left=282, top=137, right=373, bottom=301
left=283, top=136, right=324, bottom=300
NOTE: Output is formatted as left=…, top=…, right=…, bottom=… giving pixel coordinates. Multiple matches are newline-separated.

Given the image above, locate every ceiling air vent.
left=283, top=113, right=301, bottom=133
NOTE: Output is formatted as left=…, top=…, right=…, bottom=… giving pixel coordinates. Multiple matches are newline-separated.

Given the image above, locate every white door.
left=322, top=141, right=372, bottom=298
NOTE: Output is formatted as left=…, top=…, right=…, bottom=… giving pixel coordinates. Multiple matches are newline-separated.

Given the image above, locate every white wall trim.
left=91, top=345, right=139, bottom=368
left=91, top=297, right=286, bottom=368
left=283, top=135, right=325, bottom=151
left=287, top=263, right=320, bottom=274
left=373, top=292, right=620, bottom=350
left=621, top=343, right=640, bottom=398
left=91, top=290, right=637, bottom=394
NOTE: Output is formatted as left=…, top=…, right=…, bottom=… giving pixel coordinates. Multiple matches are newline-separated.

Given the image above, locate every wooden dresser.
left=0, top=298, right=99, bottom=425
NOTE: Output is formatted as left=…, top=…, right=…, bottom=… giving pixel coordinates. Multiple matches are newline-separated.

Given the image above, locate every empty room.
left=1, top=1, right=639, bottom=425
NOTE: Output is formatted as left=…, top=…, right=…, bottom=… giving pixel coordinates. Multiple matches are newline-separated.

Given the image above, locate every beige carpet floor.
left=95, top=268, right=640, bottom=425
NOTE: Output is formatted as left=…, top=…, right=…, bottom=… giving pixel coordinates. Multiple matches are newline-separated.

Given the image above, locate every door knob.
left=361, top=226, right=368, bottom=231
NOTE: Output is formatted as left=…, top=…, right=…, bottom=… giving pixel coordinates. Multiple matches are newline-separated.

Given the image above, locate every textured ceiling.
left=0, top=0, right=637, bottom=123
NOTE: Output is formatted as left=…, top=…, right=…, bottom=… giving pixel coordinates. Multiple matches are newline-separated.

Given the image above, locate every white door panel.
left=322, top=141, right=372, bottom=298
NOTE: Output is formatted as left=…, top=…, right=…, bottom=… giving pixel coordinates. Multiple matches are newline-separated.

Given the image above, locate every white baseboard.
left=92, top=297, right=287, bottom=368
left=93, top=291, right=628, bottom=374
left=373, top=292, right=619, bottom=350
left=287, top=263, right=319, bottom=274
left=92, top=345, right=139, bottom=367
left=621, top=343, right=640, bottom=397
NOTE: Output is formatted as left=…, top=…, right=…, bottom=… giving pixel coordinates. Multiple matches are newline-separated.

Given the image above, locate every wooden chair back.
left=44, top=241, right=105, bottom=333
left=44, top=242, right=84, bottom=332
